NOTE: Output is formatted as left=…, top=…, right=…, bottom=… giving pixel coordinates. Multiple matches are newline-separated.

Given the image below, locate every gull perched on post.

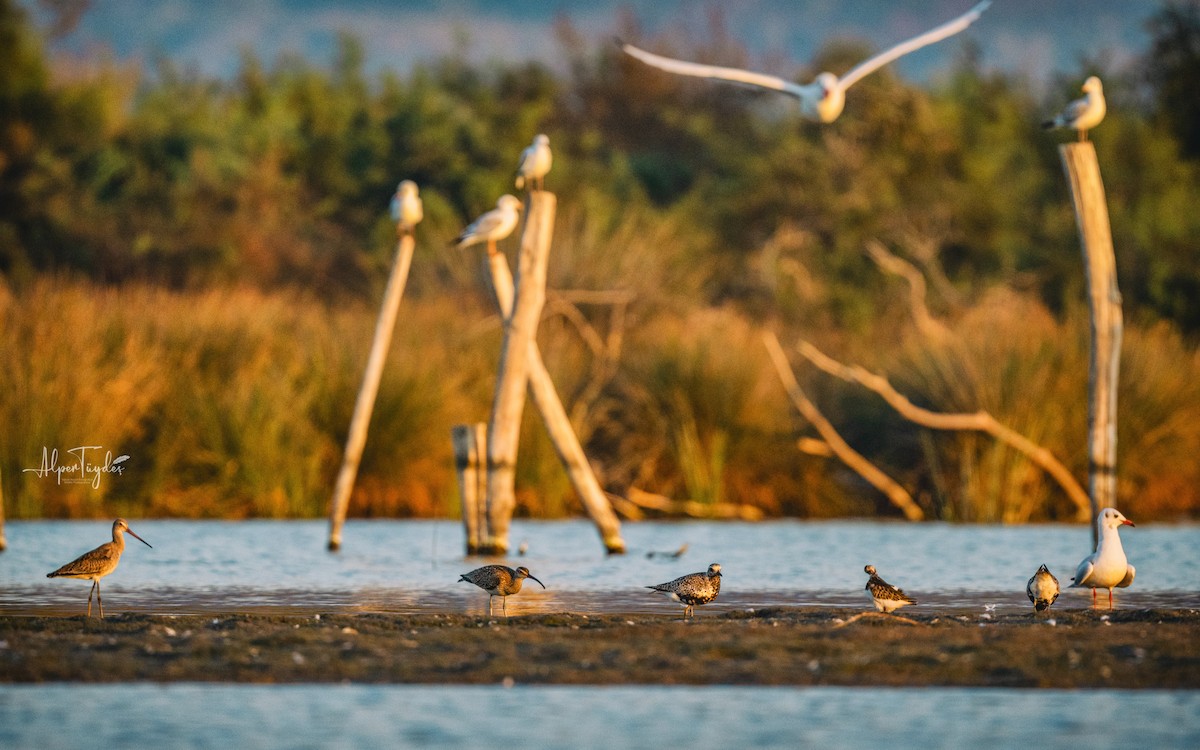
left=620, top=1, right=991, bottom=123
left=452, top=195, right=523, bottom=254
left=1042, top=76, right=1106, bottom=142
left=515, top=134, right=552, bottom=192
left=389, top=180, right=424, bottom=235
left=1070, top=507, right=1135, bottom=609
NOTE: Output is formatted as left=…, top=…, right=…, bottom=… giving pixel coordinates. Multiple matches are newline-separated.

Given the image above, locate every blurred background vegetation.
left=3, top=0, right=1199, bottom=522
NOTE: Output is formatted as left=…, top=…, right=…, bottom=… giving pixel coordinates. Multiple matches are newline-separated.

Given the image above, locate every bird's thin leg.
left=96, top=580, right=104, bottom=619
left=86, top=580, right=96, bottom=617
left=1092, top=588, right=1097, bottom=606
left=488, top=596, right=494, bottom=617
left=503, top=596, right=508, bottom=618
left=1108, top=589, right=1114, bottom=610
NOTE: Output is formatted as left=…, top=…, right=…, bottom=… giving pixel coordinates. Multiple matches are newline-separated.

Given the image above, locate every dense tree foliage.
left=3, top=1, right=1200, bottom=521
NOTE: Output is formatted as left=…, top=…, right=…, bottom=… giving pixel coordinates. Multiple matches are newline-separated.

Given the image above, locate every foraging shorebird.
left=389, top=179, right=424, bottom=235
left=452, top=195, right=523, bottom=254
left=515, top=134, right=552, bottom=192
left=458, top=564, right=545, bottom=617
left=1026, top=563, right=1060, bottom=613
left=1070, top=508, right=1135, bottom=609
left=646, top=563, right=722, bottom=619
left=863, top=564, right=916, bottom=613
left=1042, top=76, right=1106, bottom=142
left=620, top=1, right=991, bottom=124
left=46, top=518, right=152, bottom=618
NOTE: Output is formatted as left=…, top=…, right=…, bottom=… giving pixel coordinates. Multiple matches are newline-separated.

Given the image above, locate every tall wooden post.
left=485, top=248, right=626, bottom=554
left=452, top=423, right=489, bottom=554
left=482, top=192, right=555, bottom=554
left=0, top=465, right=7, bottom=552
left=1059, top=141, right=1121, bottom=548
left=327, top=231, right=417, bottom=551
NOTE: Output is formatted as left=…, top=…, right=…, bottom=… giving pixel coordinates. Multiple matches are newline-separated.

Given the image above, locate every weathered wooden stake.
left=452, top=423, right=489, bottom=554
left=1059, top=141, right=1121, bottom=548
left=327, top=231, right=417, bottom=552
left=482, top=192, right=556, bottom=554
left=0, top=465, right=7, bottom=552
left=485, top=247, right=626, bottom=554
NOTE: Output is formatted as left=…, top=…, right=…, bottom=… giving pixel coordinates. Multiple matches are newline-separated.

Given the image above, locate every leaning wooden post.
left=327, top=220, right=419, bottom=551
left=483, top=192, right=555, bottom=554
left=485, top=248, right=626, bottom=554
left=0, top=465, right=7, bottom=552
left=452, top=423, right=489, bottom=554
left=1059, top=142, right=1121, bottom=548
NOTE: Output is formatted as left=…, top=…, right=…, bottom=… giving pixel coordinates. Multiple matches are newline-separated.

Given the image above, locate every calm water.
left=2, top=519, right=1199, bottom=615
left=1, top=684, right=1198, bottom=750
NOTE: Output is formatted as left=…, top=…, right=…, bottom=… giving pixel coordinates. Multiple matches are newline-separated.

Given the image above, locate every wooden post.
left=482, top=192, right=556, bottom=554
left=485, top=248, right=626, bottom=554
left=0, top=465, right=7, bottom=552
left=1059, top=142, right=1121, bottom=547
left=327, top=231, right=417, bottom=551
left=452, top=423, right=489, bottom=554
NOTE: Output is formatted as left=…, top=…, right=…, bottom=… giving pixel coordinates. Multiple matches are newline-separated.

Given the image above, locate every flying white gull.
left=389, top=180, right=424, bottom=235
left=1069, top=507, right=1135, bottom=609
left=1042, top=76, right=1106, bottom=141
left=452, top=195, right=523, bottom=253
left=515, top=133, right=552, bottom=191
left=620, top=1, right=991, bottom=123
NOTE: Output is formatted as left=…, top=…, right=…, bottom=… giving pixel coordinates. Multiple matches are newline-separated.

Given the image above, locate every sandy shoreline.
left=2, top=608, right=1197, bottom=688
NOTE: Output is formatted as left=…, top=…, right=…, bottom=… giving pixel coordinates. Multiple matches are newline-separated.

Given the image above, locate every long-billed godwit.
left=647, top=563, right=722, bottom=619
left=1070, top=508, right=1135, bottom=609
left=458, top=564, right=545, bottom=617
left=46, top=518, right=152, bottom=618
left=864, top=564, right=916, bottom=613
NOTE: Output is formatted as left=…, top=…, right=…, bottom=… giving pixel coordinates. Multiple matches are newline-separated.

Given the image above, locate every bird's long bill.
left=127, top=528, right=153, bottom=548
left=526, top=574, right=546, bottom=589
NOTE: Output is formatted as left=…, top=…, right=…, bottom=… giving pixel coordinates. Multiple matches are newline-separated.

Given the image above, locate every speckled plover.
left=863, top=564, right=917, bottom=613
left=647, top=563, right=722, bottom=619
left=1026, top=563, right=1060, bottom=612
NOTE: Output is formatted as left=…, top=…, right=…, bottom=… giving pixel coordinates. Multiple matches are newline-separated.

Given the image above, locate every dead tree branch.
left=795, top=339, right=1092, bottom=522
left=763, top=330, right=924, bottom=521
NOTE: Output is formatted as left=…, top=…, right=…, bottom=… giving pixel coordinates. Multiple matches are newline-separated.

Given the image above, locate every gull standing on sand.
left=1042, top=76, right=1106, bottom=141
left=46, top=518, right=152, bottom=618
left=515, top=134, right=552, bottom=192
left=863, top=564, right=917, bottom=613
left=1026, top=564, right=1060, bottom=613
left=1070, top=508, right=1135, bottom=609
left=389, top=180, right=424, bottom=235
left=620, top=1, right=992, bottom=123
left=646, top=563, right=722, bottom=619
left=459, top=564, right=545, bottom=617
left=452, top=195, right=523, bottom=253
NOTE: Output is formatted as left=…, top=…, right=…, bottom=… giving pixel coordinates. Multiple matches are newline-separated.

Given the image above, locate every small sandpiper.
left=863, top=564, right=917, bottom=613
left=646, top=563, right=722, bottom=619
left=1026, top=563, right=1060, bottom=613
left=458, top=564, right=545, bottom=617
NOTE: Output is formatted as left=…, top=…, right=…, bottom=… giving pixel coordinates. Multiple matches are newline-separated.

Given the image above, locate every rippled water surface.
left=2, top=520, right=1198, bottom=614
left=1, top=684, right=1198, bottom=750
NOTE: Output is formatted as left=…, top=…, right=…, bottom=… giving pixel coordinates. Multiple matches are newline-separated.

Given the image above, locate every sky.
left=25, top=1, right=1159, bottom=94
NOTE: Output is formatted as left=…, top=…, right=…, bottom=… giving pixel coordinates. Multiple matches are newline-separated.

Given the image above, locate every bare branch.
left=763, top=330, right=924, bottom=521
left=865, top=239, right=952, bottom=342
left=795, top=339, right=1092, bottom=522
